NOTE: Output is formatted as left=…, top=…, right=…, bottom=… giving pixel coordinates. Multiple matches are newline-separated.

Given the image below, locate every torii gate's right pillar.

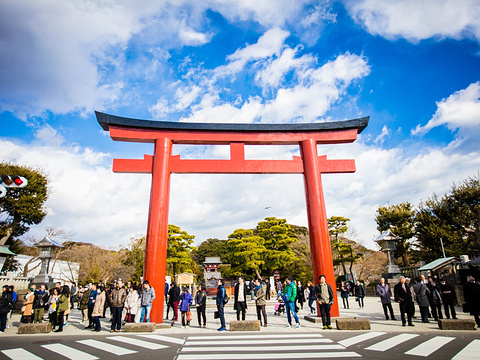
left=301, top=139, right=340, bottom=317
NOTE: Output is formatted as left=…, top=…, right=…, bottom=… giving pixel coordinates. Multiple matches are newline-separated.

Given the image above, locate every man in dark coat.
left=168, top=283, right=181, bottom=321
left=427, top=276, right=443, bottom=321
left=464, top=275, right=480, bottom=326
left=375, top=278, right=396, bottom=320
left=234, top=276, right=248, bottom=321
left=394, top=276, right=415, bottom=327
left=413, top=277, right=430, bottom=323
left=439, top=278, right=457, bottom=319
left=216, top=279, right=227, bottom=331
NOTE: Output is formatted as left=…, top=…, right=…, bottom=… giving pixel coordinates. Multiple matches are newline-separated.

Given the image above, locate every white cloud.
left=346, top=0, right=480, bottom=43
left=374, top=125, right=390, bottom=144
left=215, top=28, right=290, bottom=77
left=178, top=20, right=212, bottom=46
left=254, top=47, right=315, bottom=91
left=412, top=82, right=480, bottom=135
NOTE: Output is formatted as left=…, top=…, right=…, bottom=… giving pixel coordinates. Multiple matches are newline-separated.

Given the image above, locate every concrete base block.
left=336, top=317, right=371, bottom=330
left=156, top=321, right=173, bottom=329
left=18, top=322, right=52, bottom=334
left=229, top=320, right=261, bottom=331
left=304, top=315, right=323, bottom=323
left=438, top=319, right=476, bottom=330
left=124, top=322, right=156, bottom=332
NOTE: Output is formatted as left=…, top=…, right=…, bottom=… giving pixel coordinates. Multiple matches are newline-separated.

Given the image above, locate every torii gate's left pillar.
left=144, top=137, right=172, bottom=323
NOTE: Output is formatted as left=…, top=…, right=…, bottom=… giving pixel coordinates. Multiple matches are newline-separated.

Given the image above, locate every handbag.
left=223, top=296, right=229, bottom=305
left=214, top=310, right=220, bottom=319
left=186, top=310, right=192, bottom=322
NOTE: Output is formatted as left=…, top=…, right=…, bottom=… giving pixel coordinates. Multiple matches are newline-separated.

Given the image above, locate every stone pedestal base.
left=124, top=322, right=156, bottom=332
left=336, top=317, right=371, bottom=330
left=438, top=319, right=476, bottom=330
left=229, top=320, right=261, bottom=331
left=18, top=322, right=52, bottom=334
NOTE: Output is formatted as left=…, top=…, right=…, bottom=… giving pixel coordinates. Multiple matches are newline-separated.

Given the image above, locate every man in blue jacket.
left=283, top=276, right=300, bottom=328
left=216, top=279, right=227, bottom=331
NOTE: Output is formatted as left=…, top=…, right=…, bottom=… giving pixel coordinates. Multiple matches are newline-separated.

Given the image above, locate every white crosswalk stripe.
left=178, top=334, right=359, bottom=359
left=365, top=333, right=420, bottom=351
left=404, top=336, right=456, bottom=357
left=177, top=353, right=361, bottom=360
left=1, top=348, right=44, bottom=360
left=138, top=334, right=186, bottom=345
left=41, top=343, right=99, bottom=360
left=76, top=339, right=138, bottom=355
left=338, top=331, right=387, bottom=347
left=107, top=336, right=168, bottom=350
left=452, top=339, right=480, bottom=360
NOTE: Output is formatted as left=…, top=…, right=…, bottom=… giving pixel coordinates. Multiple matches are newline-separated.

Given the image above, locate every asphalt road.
left=1, top=330, right=479, bottom=360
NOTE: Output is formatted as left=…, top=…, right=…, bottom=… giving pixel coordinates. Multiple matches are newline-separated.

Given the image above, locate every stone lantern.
left=375, top=230, right=401, bottom=276
left=33, top=237, right=62, bottom=284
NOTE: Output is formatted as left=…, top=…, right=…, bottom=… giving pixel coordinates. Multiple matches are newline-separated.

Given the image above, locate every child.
left=180, top=287, right=193, bottom=328
left=274, top=297, right=285, bottom=315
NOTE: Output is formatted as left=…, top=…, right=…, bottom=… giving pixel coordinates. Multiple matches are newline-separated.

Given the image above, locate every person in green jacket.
left=55, top=285, right=70, bottom=333
left=283, top=276, right=300, bottom=328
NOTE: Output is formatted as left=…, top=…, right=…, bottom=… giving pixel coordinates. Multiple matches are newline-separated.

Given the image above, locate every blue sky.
left=1, top=0, right=480, bottom=251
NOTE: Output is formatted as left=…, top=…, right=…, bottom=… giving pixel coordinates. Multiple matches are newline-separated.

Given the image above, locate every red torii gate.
left=96, top=111, right=369, bottom=323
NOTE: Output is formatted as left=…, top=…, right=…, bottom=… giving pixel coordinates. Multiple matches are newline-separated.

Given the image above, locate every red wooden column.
left=300, top=138, right=340, bottom=318
left=144, top=137, right=172, bottom=323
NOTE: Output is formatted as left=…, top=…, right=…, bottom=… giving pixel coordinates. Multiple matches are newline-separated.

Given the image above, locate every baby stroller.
left=274, top=299, right=285, bottom=315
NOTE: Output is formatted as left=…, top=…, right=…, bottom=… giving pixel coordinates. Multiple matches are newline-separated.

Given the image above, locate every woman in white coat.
left=92, top=285, right=106, bottom=332
left=124, top=287, right=139, bottom=323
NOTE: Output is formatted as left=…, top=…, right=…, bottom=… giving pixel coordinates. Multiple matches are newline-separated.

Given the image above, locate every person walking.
left=110, top=279, right=127, bottom=333
left=297, top=281, right=305, bottom=311
left=276, top=280, right=283, bottom=299
left=253, top=278, right=267, bottom=327
left=124, top=286, right=139, bottom=323
left=47, top=288, right=59, bottom=331
left=70, top=283, right=77, bottom=309
left=439, top=278, right=457, bottom=319
left=85, top=283, right=97, bottom=329
left=20, top=288, right=34, bottom=323
left=315, top=275, right=334, bottom=330
left=394, top=276, right=414, bottom=327
left=306, top=281, right=316, bottom=314
left=33, top=284, right=49, bottom=323
left=180, top=287, right=193, bottom=328
left=354, top=280, right=365, bottom=308
left=6, top=286, right=17, bottom=329
left=283, top=276, right=300, bottom=329
left=427, top=277, right=443, bottom=321
left=195, top=284, right=207, bottom=328
left=375, top=278, right=395, bottom=320
left=79, top=284, right=91, bottom=325
left=168, top=282, right=180, bottom=322
left=54, top=285, right=70, bottom=332
left=265, top=279, right=271, bottom=300
left=92, top=284, right=106, bottom=332
left=0, top=286, right=13, bottom=332
left=464, top=275, right=480, bottom=326
left=234, top=276, right=248, bottom=321
left=140, top=280, right=156, bottom=323
left=340, top=281, right=350, bottom=309
left=216, top=279, right=227, bottom=331
left=413, top=277, right=430, bottom=323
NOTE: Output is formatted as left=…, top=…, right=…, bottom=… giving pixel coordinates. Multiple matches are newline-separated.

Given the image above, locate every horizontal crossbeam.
left=113, top=154, right=355, bottom=174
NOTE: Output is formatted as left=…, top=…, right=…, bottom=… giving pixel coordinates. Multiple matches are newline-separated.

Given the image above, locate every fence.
left=0, top=272, right=29, bottom=290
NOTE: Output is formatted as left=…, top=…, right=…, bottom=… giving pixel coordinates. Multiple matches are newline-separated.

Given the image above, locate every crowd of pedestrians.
left=1, top=272, right=480, bottom=333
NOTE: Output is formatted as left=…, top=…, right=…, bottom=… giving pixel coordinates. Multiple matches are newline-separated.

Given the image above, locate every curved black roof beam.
left=96, top=111, right=369, bottom=134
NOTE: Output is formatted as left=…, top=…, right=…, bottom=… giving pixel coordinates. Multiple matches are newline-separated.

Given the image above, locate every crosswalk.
left=177, top=334, right=360, bottom=359
left=1, top=332, right=480, bottom=359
